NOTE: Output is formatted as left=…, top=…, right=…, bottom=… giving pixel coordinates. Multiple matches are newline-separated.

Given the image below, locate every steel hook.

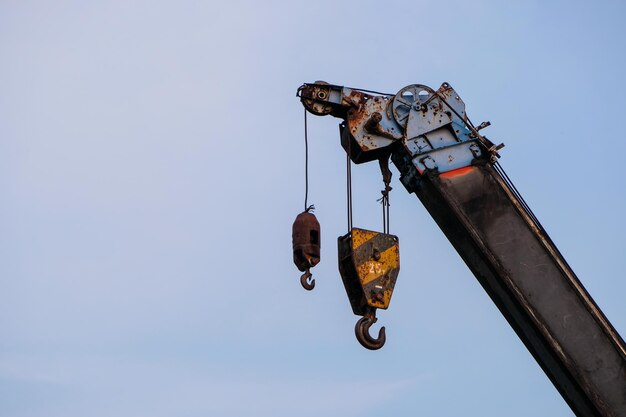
left=354, top=315, right=386, bottom=350
left=300, top=269, right=315, bottom=291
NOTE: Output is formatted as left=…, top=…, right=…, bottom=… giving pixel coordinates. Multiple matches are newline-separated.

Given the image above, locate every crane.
left=294, top=81, right=626, bottom=417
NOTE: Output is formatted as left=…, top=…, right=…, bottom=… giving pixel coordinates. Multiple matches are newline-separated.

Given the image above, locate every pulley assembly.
left=293, top=84, right=402, bottom=350
left=338, top=228, right=400, bottom=350
left=292, top=208, right=320, bottom=290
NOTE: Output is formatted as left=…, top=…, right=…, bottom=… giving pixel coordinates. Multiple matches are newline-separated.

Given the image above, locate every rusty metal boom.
left=297, top=81, right=626, bottom=417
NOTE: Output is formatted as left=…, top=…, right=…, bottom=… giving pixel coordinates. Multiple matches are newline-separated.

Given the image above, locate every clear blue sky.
left=1, top=1, right=625, bottom=416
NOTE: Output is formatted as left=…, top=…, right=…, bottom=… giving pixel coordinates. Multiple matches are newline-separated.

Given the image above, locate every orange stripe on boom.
left=440, top=166, right=475, bottom=179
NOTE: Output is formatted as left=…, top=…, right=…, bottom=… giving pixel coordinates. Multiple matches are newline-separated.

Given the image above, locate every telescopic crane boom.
left=296, top=81, right=626, bottom=417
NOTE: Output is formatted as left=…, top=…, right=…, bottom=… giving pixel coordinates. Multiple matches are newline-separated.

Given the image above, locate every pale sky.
left=1, top=1, right=625, bottom=416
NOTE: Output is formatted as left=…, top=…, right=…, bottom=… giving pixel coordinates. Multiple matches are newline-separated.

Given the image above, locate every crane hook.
left=354, top=313, right=386, bottom=350
left=300, top=269, right=315, bottom=291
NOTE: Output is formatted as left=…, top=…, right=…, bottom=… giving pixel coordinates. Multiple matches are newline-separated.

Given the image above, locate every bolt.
left=373, top=249, right=381, bottom=261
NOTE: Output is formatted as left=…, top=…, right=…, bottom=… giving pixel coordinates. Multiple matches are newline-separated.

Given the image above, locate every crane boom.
left=297, top=81, right=626, bottom=417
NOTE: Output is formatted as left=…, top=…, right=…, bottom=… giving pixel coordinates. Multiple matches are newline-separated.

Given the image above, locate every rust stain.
left=292, top=212, right=321, bottom=272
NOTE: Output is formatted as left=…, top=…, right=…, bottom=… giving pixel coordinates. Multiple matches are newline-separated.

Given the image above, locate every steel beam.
left=392, top=157, right=626, bottom=417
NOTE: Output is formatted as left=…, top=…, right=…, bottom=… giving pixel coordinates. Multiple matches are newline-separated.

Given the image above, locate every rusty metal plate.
left=292, top=211, right=321, bottom=272
left=338, top=228, right=399, bottom=314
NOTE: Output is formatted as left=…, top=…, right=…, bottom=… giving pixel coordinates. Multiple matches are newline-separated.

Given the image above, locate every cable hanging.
left=346, top=134, right=353, bottom=232
left=377, top=156, right=392, bottom=234
left=380, top=187, right=390, bottom=234
left=303, top=109, right=314, bottom=213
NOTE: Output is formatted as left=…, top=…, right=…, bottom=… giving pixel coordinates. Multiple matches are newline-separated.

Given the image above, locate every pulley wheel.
left=301, top=81, right=333, bottom=116
left=391, top=84, right=435, bottom=125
